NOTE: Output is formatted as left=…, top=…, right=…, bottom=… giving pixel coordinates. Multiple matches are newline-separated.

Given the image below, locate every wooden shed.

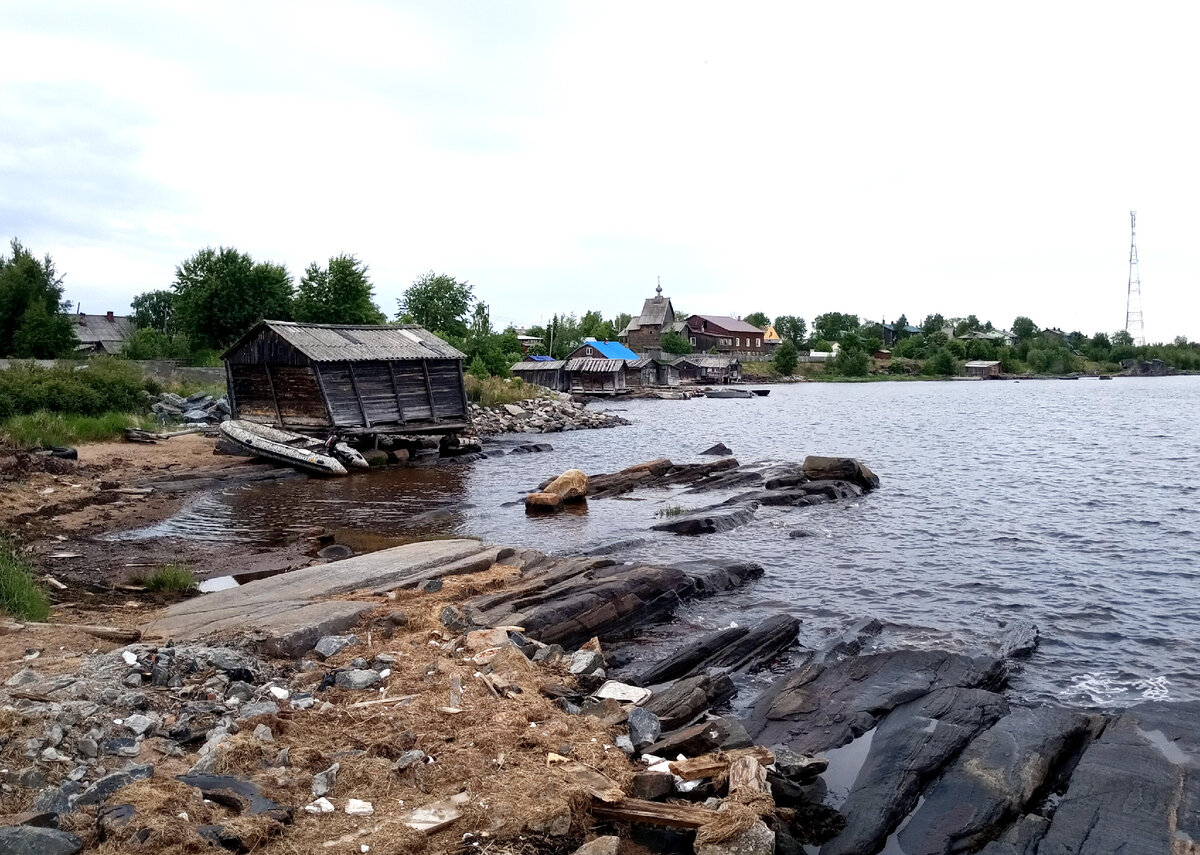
left=964, top=360, right=1002, bottom=378
left=511, top=358, right=567, bottom=392
left=222, top=321, right=469, bottom=435
left=672, top=355, right=740, bottom=384
left=564, top=357, right=627, bottom=394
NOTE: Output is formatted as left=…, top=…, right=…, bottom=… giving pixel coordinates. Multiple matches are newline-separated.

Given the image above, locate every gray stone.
left=313, top=634, right=359, bottom=660
left=75, top=737, right=98, bottom=760
left=0, top=827, right=83, bottom=855
left=415, top=578, right=443, bottom=593
left=392, top=750, right=426, bottom=772
left=627, top=706, right=661, bottom=748
left=102, top=738, right=139, bottom=757
left=615, top=735, right=635, bottom=755
left=644, top=672, right=737, bottom=731
left=237, top=701, right=279, bottom=719
left=696, top=819, right=774, bottom=855
left=568, top=650, right=604, bottom=675
left=699, top=442, right=733, bottom=456
left=995, top=620, right=1040, bottom=659
left=976, top=816, right=1051, bottom=855
left=311, top=762, right=339, bottom=797
left=772, top=747, right=827, bottom=782
left=532, top=644, right=564, bottom=665
left=571, top=836, right=620, bottom=855
left=224, top=681, right=254, bottom=702
left=631, top=771, right=674, bottom=800
left=122, top=714, right=157, bottom=737
left=252, top=724, right=274, bottom=743
left=897, top=706, right=1091, bottom=855
left=440, top=604, right=473, bottom=633
left=73, top=763, right=154, bottom=806
left=290, top=692, right=314, bottom=710
left=334, top=669, right=381, bottom=690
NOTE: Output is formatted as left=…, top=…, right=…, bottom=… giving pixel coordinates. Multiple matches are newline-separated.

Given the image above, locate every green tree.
left=398, top=272, right=473, bottom=338
left=120, top=328, right=192, bottom=360
left=173, top=247, right=294, bottom=351
left=894, top=314, right=912, bottom=337
left=772, top=340, right=798, bottom=375
left=813, top=312, right=859, bottom=343
left=295, top=254, right=385, bottom=325
left=920, top=313, right=946, bottom=336
left=930, top=348, right=960, bottom=376
left=744, top=311, right=770, bottom=329
left=660, top=330, right=693, bottom=355
left=131, top=290, right=177, bottom=335
left=0, top=239, right=76, bottom=357
left=954, top=314, right=983, bottom=337
left=613, top=312, right=633, bottom=336
left=579, top=310, right=616, bottom=342
left=830, top=347, right=870, bottom=377
left=894, top=334, right=926, bottom=359
left=11, top=300, right=77, bottom=358
left=773, top=315, right=807, bottom=347
left=1111, top=329, right=1135, bottom=347
left=1012, top=316, right=1039, bottom=343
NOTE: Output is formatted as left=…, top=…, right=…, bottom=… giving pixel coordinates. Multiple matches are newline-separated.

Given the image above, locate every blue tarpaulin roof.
left=527, top=355, right=556, bottom=361
left=584, top=340, right=640, bottom=359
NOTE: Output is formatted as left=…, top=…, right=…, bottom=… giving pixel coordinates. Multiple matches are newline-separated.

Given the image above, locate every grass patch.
left=655, top=504, right=685, bottom=518
left=0, top=410, right=159, bottom=448
left=0, top=540, right=50, bottom=621
left=465, top=375, right=540, bottom=407
left=141, top=564, right=198, bottom=594
left=741, top=361, right=779, bottom=379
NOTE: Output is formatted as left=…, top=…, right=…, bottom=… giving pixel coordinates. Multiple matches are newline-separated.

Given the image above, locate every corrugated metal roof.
left=675, top=354, right=738, bottom=368
left=73, top=313, right=134, bottom=349
left=229, top=321, right=466, bottom=361
left=964, top=360, right=1002, bottom=368
left=565, top=357, right=624, bottom=372
left=688, top=315, right=765, bottom=334
left=626, top=358, right=656, bottom=368
left=512, top=360, right=565, bottom=371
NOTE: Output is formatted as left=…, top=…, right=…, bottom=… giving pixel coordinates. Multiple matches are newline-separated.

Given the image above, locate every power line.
left=1125, top=211, right=1145, bottom=346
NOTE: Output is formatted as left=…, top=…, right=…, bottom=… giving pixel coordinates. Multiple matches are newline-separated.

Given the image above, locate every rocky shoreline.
left=467, top=393, right=630, bottom=436
left=1, top=454, right=1196, bottom=855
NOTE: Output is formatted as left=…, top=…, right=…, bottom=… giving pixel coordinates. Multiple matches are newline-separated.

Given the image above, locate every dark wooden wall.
left=229, top=364, right=330, bottom=427
left=315, top=359, right=466, bottom=429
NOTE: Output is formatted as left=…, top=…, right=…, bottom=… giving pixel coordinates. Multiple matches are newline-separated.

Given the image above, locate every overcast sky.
left=2, top=1, right=1197, bottom=341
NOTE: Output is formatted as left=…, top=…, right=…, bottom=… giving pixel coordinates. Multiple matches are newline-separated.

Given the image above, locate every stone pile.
left=469, top=395, right=629, bottom=436
left=147, top=390, right=231, bottom=425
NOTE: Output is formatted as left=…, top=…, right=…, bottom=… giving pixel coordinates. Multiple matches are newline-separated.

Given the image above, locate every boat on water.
left=218, top=420, right=369, bottom=476
left=705, top=388, right=755, bottom=399
left=751, top=389, right=771, bottom=397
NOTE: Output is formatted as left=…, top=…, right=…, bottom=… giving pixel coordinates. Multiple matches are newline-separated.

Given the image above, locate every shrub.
left=0, top=358, right=152, bottom=417
left=0, top=540, right=50, bottom=621
left=465, top=374, right=536, bottom=407
left=141, top=564, right=197, bottom=594
left=829, top=348, right=870, bottom=377
left=772, top=341, right=798, bottom=376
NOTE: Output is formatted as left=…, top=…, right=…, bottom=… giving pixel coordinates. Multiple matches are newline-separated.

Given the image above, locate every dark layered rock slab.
left=820, top=687, right=1010, bottom=855
left=637, top=626, right=750, bottom=686
left=896, top=705, right=1091, bottom=855
left=801, top=456, right=879, bottom=492
left=750, top=649, right=1006, bottom=753
left=635, top=614, right=799, bottom=686
left=1033, top=700, right=1200, bottom=855
left=651, top=502, right=759, bottom=535
left=643, top=672, right=736, bottom=730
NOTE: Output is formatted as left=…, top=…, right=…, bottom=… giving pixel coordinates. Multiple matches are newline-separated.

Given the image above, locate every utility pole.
left=1126, top=211, right=1146, bottom=346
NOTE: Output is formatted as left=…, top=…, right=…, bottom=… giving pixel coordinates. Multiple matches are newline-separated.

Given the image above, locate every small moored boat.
left=751, top=389, right=771, bottom=397
left=705, top=388, right=755, bottom=399
left=218, top=420, right=369, bottom=476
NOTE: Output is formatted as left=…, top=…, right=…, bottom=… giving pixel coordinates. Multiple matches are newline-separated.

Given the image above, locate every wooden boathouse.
left=222, top=321, right=469, bottom=435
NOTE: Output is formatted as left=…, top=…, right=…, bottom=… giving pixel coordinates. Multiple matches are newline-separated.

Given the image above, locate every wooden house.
left=222, top=321, right=468, bottom=435
left=73, top=311, right=135, bottom=355
left=565, top=339, right=640, bottom=361
left=619, top=283, right=676, bottom=354
left=683, top=315, right=767, bottom=353
left=564, top=357, right=626, bottom=394
left=511, top=357, right=567, bottom=392
left=964, top=360, right=1002, bottom=378
left=672, top=354, right=741, bottom=384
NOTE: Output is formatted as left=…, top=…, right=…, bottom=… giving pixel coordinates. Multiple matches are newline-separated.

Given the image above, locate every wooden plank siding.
left=224, top=325, right=467, bottom=433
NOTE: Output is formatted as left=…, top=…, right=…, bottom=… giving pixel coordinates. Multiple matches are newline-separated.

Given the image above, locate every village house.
left=564, top=339, right=640, bottom=361
left=73, top=311, right=134, bottom=355
left=964, top=360, right=1003, bottom=378
left=671, top=354, right=741, bottom=384
left=879, top=321, right=922, bottom=348
left=222, top=321, right=468, bottom=435
left=563, top=358, right=626, bottom=394
left=619, top=283, right=676, bottom=354
left=683, top=315, right=767, bottom=353
left=624, top=357, right=679, bottom=389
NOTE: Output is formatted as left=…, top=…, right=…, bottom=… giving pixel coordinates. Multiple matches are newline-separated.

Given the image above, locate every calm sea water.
left=126, top=376, right=1200, bottom=708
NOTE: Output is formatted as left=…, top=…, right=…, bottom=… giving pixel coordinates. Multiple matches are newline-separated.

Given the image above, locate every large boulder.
left=801, top=456, right=879, bottom=492
left=0, top=827, right=83, bottom=855
left=545, top=469, right=588, bottom=500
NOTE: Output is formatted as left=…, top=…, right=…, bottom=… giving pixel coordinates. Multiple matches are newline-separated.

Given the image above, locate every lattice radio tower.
left=1126, top=210, right=1145, bottom=346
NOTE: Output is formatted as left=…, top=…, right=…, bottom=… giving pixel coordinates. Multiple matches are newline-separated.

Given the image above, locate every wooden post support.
left=387, top=362, right=408, bottom=425
left=224, top=361, right=238, bottom=418
left=421, top=359, right=439, bottom=422
left=263, top=363, right=284, bottom=427
left=310, top=365, right=334, bottom=427
left=456, top=359, right=469, bottom=417
left=347, top=362, right=371, bottom=427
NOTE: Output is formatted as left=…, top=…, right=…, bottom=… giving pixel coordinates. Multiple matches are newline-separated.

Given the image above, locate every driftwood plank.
left=591, top=797, right=719, bottom=829
left=668, top=746, right=775, bottom=782
left=728, top=756, right=770, bottom=796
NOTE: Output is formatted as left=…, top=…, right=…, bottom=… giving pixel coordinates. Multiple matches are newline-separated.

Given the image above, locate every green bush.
left=0, top=540, right=50, bottom=621
left=0, top=358, right=153, bottom=418
left=829, top=348, right=870, bottom=377
left=141, top=564, right=197, bottom=594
